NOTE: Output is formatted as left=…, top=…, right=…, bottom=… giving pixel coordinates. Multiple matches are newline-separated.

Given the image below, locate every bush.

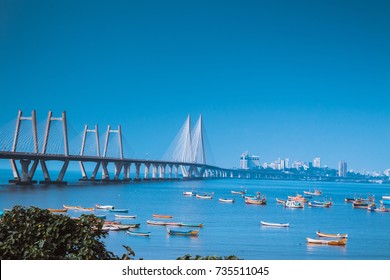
left=0, top=206, right=133, bottom=260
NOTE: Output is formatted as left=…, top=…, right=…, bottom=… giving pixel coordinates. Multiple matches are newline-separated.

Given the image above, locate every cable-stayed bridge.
left=0, top=110, right=231, bottom=185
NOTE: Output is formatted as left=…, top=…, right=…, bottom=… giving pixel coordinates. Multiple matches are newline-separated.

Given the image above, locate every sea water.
left=0, top=169, right=389, bottom=260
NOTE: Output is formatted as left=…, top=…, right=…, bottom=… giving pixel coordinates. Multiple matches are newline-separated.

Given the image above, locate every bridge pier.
left=152, top=163, right=158, bottom=180
left=134, top=163, right=141, bottom=181
left=123, top=163, right=131, bottom=181
left=160, top=164, right=166, bottom=179
left=39, top=160, right=69, bottom=185
left=9, top=159, right=38, bottom=185
left=144, top=163, right=151, bottom=180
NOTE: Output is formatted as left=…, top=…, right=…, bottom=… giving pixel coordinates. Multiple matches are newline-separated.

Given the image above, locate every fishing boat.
left=115, top=223, right=140, bottom=230
left=146, top=220, right=182, bottom=226
left=109, top=209, right=129, bottom=213
left=231, top=190, right=246, bottom=195
left=95, top=204, right=114, bottom=210
left=167, top=228, right=199, bottom=236
left=115, top=214, right=137, bottom=219
left=367, top=204, right=390, bottom=212
left=288, top=194, right=308, bottom=203
left=276, top=198, right=286, bottom=204
left=316, top=231, right=348, bottom=238
left=47, top=208, right=68, bottom=213
left=183, top=191, right=196, bottom=196
left=179, top=223, right=203, bottom=228
left=196, top=193, right=213, bottom=199
left=152, top=214, right=173, bottom=219
left=345, top=197, right=356, bottom=203
left=308, top=201, right=331, bottom=208
left=127, top=230, right=151, bottom=237
left=306, top=237, right=347, bottom=246
left=63, top=204, right=80, bottom=210
left=382, top=195, right=390, bottom=200
left=352, top=200, right=369, bottom=209
left=102, top=225, right=120, bottom=231
left=76, top=206, right=95, bottom=211
left=284, top=200, right=304, bottom=208
left=219, top=198, right=235, bottom=203
left=245, top=197, right=266, bottom=205
left=260, top=221, right=289, bottom=227
left=304, top=190, right=322, bottom=196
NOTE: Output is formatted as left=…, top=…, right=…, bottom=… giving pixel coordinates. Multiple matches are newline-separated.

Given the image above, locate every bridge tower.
left=79, top=124, right=101, bottom=181
left=39, top=111, right=69, bottom=184
left=101, top=125, right=124, bottom=181
left=9, top=110, right=39, bottom=184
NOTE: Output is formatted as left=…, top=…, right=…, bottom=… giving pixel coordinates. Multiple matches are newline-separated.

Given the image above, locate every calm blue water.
left=1, top=169, right=390, bottom=260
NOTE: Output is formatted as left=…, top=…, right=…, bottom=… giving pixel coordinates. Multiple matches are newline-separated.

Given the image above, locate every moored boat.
left=284, top=200, right=304, bottom=208
left=179, top=223, right=203, bottom=228
left=94, top=214, right=106, bottom=219
left=306, top=237, right=347, bottom=246
left=380, top=200, right=390, bottom=206
left=152, top=214, right=173, bottom=219
left=146, top=220, right=182, bottom=226
left=219, top=198, right=235, bottom=203
left=245, top=197, right=266, bottom=205
left=260, top=221, right=289, bottom=227
left=115, top=214, right=136, bottom=219
left=196, top=193, right=213, bottom=199
left=308, top=201, right=331, bottom=208
left=167, top=228, right=199, bottom=236
left=47, top=208, right=68, bottom=213
left=76, top=206, right=94, bottom=211
left=352, top=201, right=369, bottom=209
left=63, top=204, right=80, bottom=210
left=316, top=231, right=348, bottom=238
left=231, top=190, right=247, bottom=195
left=109, top=209, right=129, bottom=213
left=304, top=189, right=322, bottom=196
left=127, top=230, right=151, bottom=237
left=95, top=204, right=115, bottom=210
left=115, top=223, right=140, bottom=230
left=276, top=198, right=286, bottom=204
left=183, top=191, right=196, bottom=196
left=382, top=195, right=390, bottom=200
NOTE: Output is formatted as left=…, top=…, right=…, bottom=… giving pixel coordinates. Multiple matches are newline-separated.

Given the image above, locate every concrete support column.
left=114, top=162, right=123, bottom=180
left=160, top=164, right=166, bottom=179
left=91, top=162, right=100, bottom=180
left=152, top=163, right=158, bottom=179
left=102, top=162, right=109, bottom=180
left=123, top=163, right=131, bottom=180
left=175, top=164, right=179, bottom=178
left=168, top=164, right=173, bottom=178
left=20, top=159, right=31, bottom=182
left=135, top=163, right=141, bottom=180
left=144, top=163, right=151, bottom=179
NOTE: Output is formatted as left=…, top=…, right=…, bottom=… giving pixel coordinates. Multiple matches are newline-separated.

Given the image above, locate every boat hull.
left=261, top=221, right=289, bottom=227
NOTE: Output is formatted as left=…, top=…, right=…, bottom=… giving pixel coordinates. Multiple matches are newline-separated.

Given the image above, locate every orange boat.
left=152, top=214, right=173, bottom=219
left=48, top=208, right=68, bottom=213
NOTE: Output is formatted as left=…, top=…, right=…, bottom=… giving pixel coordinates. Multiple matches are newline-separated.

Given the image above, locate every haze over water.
left=1, top=170, right=389, bottom=260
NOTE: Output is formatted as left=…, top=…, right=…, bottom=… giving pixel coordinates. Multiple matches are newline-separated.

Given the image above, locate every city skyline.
left=1, top=1, right=390, bottom=171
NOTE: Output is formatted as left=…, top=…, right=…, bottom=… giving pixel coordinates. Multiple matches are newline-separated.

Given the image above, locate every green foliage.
left=177, top=254, right=242, bottom=260
left=0, top=206, right=133, bottom=260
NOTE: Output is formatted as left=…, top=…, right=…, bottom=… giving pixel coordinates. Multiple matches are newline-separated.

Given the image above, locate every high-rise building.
left=240, top=152, right=260, bottom=170
left=313, top=157, right=321, bottom=168
left=338, top=161, right=347, bottom=177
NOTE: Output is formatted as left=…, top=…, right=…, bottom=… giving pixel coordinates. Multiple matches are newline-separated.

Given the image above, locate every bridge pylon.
left=79, top=124, right=101, bottom=181
left=39, top=111, right=69, bottom=185
left=8, top=110, right=39, bottom=185
left=101, top=125, right=125, bottom=181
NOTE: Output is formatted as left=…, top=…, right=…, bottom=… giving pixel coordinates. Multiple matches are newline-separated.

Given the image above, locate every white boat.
left=196, top=193, right=213, bottom=199
left=183, top=191, right=196, bottom=196
left=284, top=200, right=304, bottom=208
left=261, top=221, right=289, bottom=227
left=115, top=214, right=136, bottom=219
left=127, top=230, right=151, bottom=237
left=96, top=204, right=114, bottom=210
left=382, top=196, right=390, bottom=200
left=219, top=198, right=235, bottom=203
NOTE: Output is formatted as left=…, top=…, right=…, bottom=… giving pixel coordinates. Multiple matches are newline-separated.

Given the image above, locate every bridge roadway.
left=0, top=151, right=230, bottom=185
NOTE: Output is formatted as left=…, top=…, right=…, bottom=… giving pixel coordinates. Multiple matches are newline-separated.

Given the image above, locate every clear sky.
left=1, top=0, right=390, bottom=171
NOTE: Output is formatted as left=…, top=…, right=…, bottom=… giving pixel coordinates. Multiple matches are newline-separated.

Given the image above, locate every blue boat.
left=167, top=228, right=199, bottom=236
left=109, top=209, right=129, bottom=213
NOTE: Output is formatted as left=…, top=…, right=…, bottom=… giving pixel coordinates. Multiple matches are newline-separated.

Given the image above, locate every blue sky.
left=1, top=0, right=390, bottom=171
